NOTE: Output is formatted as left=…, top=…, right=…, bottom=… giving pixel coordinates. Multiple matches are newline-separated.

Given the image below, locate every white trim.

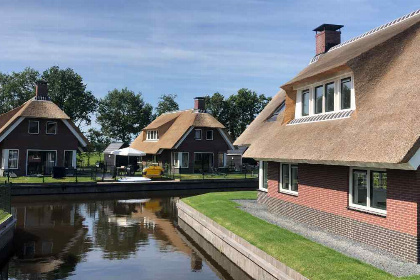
left=26, top=149, right=58, bottom=175
left=2, top=149, right=19, bottom=170
left=279, top=163, right=298, bottom=196
left=46, top=121, right=57, bottom=135
left=349, top=167, right=387, bottom=216
left=61, top=119, right=87, bottom=147
left=259, top=161, right=268, bottom=192
left=28, top=120, right=40, bottom=134
left=146, top=130, right=159, bottom=141
left=217, top=128, right=235, bottom=150
left=173, top=127, right=194, bottom=149
left=0, top=117, right=25, bottom=143
left=408, top=147, right=420, bottom=170
left=172, top=152, right=189, bottom=169
left=206, top=130, right=214, bottom=140
left=194, top=129, right=202, bottom=140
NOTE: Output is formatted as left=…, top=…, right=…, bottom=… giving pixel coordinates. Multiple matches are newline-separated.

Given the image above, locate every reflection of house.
left=235, top=11, right=420, bottom=263
left=0, top=81, right=88, bottom=176
left=131, top=98, right=234, bottom=173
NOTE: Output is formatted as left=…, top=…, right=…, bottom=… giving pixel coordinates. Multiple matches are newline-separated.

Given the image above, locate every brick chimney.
left=194, top=97, right=205, bottom=112
left=313, top=24, right=343, bottom=55
left=35, top=80, right=49, bottom=100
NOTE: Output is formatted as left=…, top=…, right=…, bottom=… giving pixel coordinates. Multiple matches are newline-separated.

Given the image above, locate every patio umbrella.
left=111, top=147, right=146, bottom=166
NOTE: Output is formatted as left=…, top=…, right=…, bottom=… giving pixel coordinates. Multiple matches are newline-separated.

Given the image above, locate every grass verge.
left=7, top=176, right=96, bottom=184
left=182, top=191, right=420, bottom=280
left=0, top=210, right=11, bottom=224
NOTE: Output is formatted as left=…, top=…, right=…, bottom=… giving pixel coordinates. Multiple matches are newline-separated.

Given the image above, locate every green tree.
left=42, top=66, right=98, bottom=127
left=0, top=67, right=39, bottom=113
left=155, top=94, right=179, bottom=117
left=87, top=128, right=111, bottom=157
left=97, top=88, right=153, bottom=144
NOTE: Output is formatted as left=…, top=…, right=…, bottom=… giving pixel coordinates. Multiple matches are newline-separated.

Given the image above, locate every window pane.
left=263, top=162, right=268, bottom=190
left=325, top=82, right=335, bottom=112
left=314, top=86, right=323, bottom=114
left=195, top=130, right=201, bottom=139
left=302, top=90, right=309, bottom=116
left=218, top=153, right=224, bottom=167
left=291, top=165, right=298, bottom=192
left=29, top=121, right=39, bottom=134
left=173, top=153, right=179, bottom=167
left=181, top=153, right=189, bottom=168
left=371, top=171, right=387, bottom=210
left=8, top=150, right=18, bottom=169
left=64, top=151, right=73, bottom=168
left=46, top=122, right=57, bottom=134
left=352, top=170, right=367, bottom=206
left=282, top=164, right=290, bottom=190
left=341, top=78, right=351, bottom=110
left=206, top=130, right=213, bottom=140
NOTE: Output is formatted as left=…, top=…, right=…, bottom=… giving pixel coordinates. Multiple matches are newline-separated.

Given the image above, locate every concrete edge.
left=0, top=217, right=16, bottom=252
left=177, top=200, right=309, bottom=280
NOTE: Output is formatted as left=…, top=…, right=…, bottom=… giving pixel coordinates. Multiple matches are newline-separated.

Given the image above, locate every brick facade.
left=259, top=161, right=420, bottom=262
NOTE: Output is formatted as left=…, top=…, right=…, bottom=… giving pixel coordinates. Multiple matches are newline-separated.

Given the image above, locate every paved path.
left=235, top=199, right=420, bottom=277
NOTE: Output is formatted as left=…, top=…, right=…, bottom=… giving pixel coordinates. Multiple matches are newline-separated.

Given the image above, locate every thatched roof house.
left=235, top=10, right=420, bottom=264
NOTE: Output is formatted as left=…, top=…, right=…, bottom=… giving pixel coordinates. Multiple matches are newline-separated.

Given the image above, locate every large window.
left=350, top=168, right=387, bottom=214
left=301, top=90, right=309, bottom=116
left=146, top=130, right=158, bottom=141
left=173, top=152, right=189, bottom=168
left=259, top=161, right=268, bottom=191
left=46, top=121, right=57, bottom=135
left=341, top=78, right=351, bottom=109
left=28, top=120, right=39, bottom=134
left=194, top=129, right=202, bottom=140
left=279, top=163, right=298, bottom=195
left=8, top=150, right=19, bottom=169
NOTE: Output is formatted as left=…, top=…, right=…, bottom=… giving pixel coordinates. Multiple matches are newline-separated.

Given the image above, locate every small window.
left=146, top=130, right=158, bottom=140
left=314, top=86, right=323, bottom=114
left=325, top=82, right=335, bottom=112
left=8, top=150, right=19, bottom=169
left=279, top=163, right=298, bottom=195
left=341, top=77, right=351, bottom=110
left=267, top=102, right=285, bottom=122
left=194, top=129, right=202, bottom=140
left=46, top=122, right=57, bottom=135
left=28, top=121, right=39, bottom=134
left=206, top=130, right=213, bottom=140
left=301, top=90, right=309, bottom=116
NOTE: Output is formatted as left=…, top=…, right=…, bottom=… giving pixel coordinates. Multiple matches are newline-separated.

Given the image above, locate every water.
left=1, top=191, right=250, bottom=280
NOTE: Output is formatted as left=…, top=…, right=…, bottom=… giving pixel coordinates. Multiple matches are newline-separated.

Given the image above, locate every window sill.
left=279, top=189, right=298, bottom=197
left=258, top=188, right=268, bottom=193
left=145, top=140, right=158, bottom=142
left=348, top=205, right=386, bottom=217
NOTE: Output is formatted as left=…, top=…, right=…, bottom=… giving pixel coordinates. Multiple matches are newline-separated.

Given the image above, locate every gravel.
left=234, top=199, right=420, bottom=277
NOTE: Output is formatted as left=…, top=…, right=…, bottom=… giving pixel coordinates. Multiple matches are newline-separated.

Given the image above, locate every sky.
left=0, top=0, right=418, bottom=123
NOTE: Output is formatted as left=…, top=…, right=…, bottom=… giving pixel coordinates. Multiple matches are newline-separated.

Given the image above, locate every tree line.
left=0, top=67, right=271, bottom=154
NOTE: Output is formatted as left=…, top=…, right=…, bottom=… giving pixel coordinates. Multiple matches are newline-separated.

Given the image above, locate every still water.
left=0, top=192, right=250, bottom=280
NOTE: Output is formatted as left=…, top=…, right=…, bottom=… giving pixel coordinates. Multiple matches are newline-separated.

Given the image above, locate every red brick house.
left=235, top=10, right=420, bottom=262
left=130, top=97, right=234, bottom=173
left=0, top=81, right=88, bottom=176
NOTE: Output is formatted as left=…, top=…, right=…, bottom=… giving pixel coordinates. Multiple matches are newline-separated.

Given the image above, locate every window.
left=8, top=150, right=19, bottom=169
left=279, top=163, right=298, bottom=195
left=194, top=129, right=202, bottom=140
left=46, top=122, right=57, bottom=135
left=64, top=151, right=75, bottom=168
left=314, top=86, right=323, bottom=114
left=301, top=90, right=309, bottom=116
left=350, top=168, right=387, bottom=214
left=146, top=130, right=158, bottom=140
left=267, top=102, right=285, bottom=122
left=341, top=78, right=351, bottom=109
left=325, top=82, right=335, bottom=112
left=206, top=130, right=213, bottom=140
left=173, top=152, right=189, bottom=168
left=218, top=153, right=226, bottom=167
left=259, top=161, right=268, bottom=191
left=28, top=121, right=39, bottom=134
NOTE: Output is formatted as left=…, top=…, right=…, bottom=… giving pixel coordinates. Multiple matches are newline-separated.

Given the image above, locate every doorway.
left=194, top=153, right=214, bottom=173
left=27, top=150, right=57, bottom=175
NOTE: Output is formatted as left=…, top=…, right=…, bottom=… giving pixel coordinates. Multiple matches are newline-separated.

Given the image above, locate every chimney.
left=194, top=97, right=205, bottom=112
left=313, top=24, right=343, bottom=55
left=35, top=80, right=49, bottom=100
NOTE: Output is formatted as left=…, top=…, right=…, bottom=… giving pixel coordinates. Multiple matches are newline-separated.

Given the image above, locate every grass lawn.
left=183, top=191, right=420, bottom=280
left=77, top=153, right=103, bottom=167
left=175, top=173, right=258, bottom=180
left=7, top=176, right=96, bottom=184
left=0, top=210, right=11, bottom=224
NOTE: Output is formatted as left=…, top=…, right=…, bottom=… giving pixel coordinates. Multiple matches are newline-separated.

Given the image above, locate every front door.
left=194, top=153, right=214, bottom=173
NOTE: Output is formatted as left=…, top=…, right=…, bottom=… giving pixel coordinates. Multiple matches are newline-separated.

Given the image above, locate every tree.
left=87, top=128, right=111, bottom=157
left=97, top=88, right=153, bottom=144
left=41, top=66, right=98, bottom=127
left=0, top=67, right=39, bottom=114
left=155, top=94, right=179, bottom=117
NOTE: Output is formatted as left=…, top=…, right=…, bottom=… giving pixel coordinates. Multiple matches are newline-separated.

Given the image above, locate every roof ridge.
left=329, top=9, right=420, bottom=53
left=161, top=109, right=193, bottom=115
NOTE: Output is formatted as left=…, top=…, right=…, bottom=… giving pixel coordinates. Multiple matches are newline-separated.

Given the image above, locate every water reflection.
left=5, top=195, right=224, bottom=280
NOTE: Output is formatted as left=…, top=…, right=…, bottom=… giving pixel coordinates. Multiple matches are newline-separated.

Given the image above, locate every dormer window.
left=293, top=74, right=355, bottom=124
left=267, top=102, right=285, bottom=122
left=146, top=130, right=158, bottom=141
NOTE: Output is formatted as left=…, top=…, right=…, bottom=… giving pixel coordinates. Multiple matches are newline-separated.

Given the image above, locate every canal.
left=0, top=191, right=253, bottom=280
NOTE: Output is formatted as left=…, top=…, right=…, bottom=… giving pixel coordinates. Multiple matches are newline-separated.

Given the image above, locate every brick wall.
left=260, top=161, right=420, bottom=262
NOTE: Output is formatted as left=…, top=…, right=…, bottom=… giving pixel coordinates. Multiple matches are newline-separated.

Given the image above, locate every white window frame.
left=259, top=161, right=268, bottom=192
left=146, top=130, right=159, bottom=141
left=172, top=152, right=189, bottom=168
left=64, top=150, right=77, bottom=169
left=46, top=121, right=57, bottom=135
left=194, top=129, right=202, bottom=140
left=206, top=130, right=214, bottom=140
left=2, top=149, right=19, bottom=170
left=279, top=163, right=298, bottom=196
left=349, top=167, right=387, bottom=216
left=295, top=73, right=355, bottom=119
left=28, top=120, right=40, bottom=134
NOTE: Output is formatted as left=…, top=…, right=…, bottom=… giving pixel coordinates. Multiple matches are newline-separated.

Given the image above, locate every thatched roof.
left=130, top=109, right=226, bottom=154
left=235, top=12, right=420, bottom=170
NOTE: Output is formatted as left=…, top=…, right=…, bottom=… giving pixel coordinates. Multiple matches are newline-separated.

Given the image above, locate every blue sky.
left=0, top=0, right=418, bottom=118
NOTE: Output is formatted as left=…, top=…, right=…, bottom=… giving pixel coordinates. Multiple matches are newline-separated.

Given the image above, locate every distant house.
left=103, top=142, right=129, bottom=168
left=130, top=97, right=234, bottom=173
left=235, top=11, right=420, bottom=262
left=0, top=81, right=88, bottom=176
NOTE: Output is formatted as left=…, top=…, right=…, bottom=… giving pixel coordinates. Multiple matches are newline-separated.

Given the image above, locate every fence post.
left=75, top=168, right=78, bottom=183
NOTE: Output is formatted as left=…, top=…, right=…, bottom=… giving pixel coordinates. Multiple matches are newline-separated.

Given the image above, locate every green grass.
left=174, top=173, right=258, bottom=180
left=7, top=176, right=96, bottom=184
left=0, top=210, right=11, bottom=224
left=183, top=191, right=420, bottom=280
left=77, top=153, right=103, bottom=167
